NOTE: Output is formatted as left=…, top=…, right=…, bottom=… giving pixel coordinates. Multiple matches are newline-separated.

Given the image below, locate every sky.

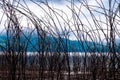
left=0, top=0, right=120, bottom=42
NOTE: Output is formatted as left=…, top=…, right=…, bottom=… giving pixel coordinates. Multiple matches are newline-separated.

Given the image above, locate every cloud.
left=0, top=0, right=120, bottom=41
left=35, top=0, right=80, bottom=4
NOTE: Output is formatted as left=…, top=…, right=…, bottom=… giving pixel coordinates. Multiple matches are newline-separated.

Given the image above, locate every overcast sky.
left=0, top=0, right=120, bottom=41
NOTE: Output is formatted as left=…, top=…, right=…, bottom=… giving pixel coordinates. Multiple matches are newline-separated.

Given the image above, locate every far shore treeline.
left=0, top=33, right=120, bottom=52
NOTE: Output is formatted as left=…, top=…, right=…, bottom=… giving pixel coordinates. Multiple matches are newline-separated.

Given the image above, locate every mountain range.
left=0, top=34, right=119, bottom=52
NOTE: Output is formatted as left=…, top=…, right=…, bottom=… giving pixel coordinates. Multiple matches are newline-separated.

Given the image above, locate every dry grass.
left=0, top=0, right=120, bottom=80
